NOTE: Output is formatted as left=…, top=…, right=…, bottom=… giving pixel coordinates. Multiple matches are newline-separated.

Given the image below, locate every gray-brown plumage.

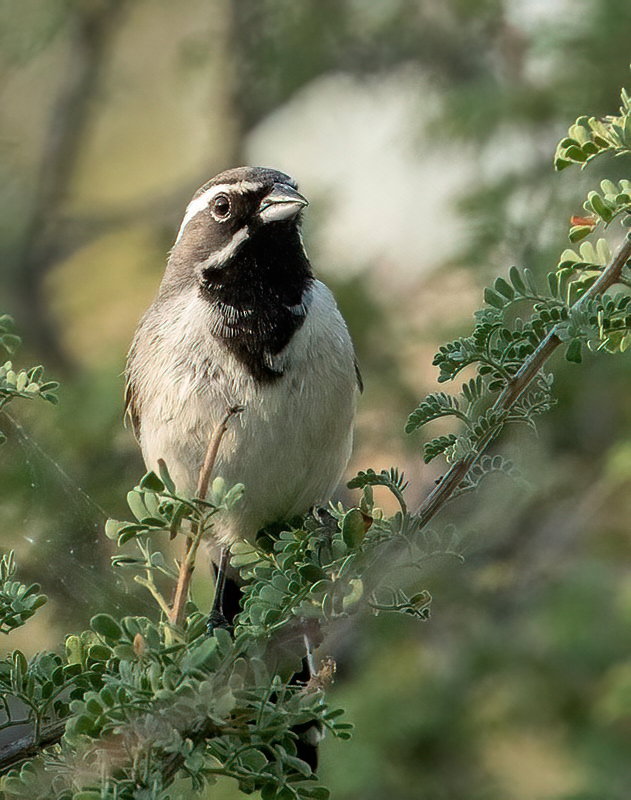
left=126, top=167, right=359, bottom=544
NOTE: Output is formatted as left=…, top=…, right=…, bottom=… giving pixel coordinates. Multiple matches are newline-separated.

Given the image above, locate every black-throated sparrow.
left=125, top=166, right=360, bottom=548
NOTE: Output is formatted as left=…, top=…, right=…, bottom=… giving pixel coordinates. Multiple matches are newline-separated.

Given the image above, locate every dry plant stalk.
left=168, top=406, right=241, bottom=627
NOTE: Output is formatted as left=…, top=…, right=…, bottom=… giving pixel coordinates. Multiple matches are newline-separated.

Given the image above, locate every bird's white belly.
left=137, top=281, right=357, bottom=543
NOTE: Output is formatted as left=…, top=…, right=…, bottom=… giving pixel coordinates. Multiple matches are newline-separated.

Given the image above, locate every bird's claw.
left=207, top=610, right=233, bottom=635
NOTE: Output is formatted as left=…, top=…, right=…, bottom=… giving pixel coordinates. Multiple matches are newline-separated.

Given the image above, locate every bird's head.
left=165, top=167, right=309, bottom=291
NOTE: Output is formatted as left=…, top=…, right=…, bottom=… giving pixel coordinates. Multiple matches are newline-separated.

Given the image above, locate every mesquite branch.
left=0, top=721, right=66, bottom=776
left=415, top=233, right=631, bottom=530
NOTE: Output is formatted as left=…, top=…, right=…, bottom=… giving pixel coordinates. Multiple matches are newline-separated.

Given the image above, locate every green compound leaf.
left=405, top=392, right=465, bottom=433
left=0, top=552, right=47, bottom=634
left=90, top=614, right=123, bottom=642
left=423, top=434, right=458, bottom=464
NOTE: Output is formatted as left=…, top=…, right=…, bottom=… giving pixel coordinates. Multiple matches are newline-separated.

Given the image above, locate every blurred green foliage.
left=0, top=455, right=469, bottom=797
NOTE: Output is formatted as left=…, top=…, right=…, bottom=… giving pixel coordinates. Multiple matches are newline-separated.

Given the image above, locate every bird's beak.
left=258, top=183, right=308, bottom=223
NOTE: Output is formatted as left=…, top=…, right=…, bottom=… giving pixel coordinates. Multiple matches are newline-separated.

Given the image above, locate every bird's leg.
left=290, top=629, right=326, bottom=771
left=311, top=505, right=337, bottom=535
left=207, top=547, right=231, bottom=632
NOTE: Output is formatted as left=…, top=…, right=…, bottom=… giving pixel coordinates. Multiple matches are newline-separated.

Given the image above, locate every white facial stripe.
left=175, top=188, right=219, bottom=243
left=175, top=180, right=265, bottom=244
left=197, top=226, right=249, bottom=272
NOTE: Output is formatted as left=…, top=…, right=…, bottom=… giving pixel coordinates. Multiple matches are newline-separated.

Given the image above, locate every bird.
left=125, top=166, right=359, bottom=772
left=125, top=165, right=360, bottom=555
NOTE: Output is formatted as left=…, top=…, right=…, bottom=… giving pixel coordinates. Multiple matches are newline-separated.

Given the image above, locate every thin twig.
left=168, top=406, right=242, bottom=627
left=196, top=406, right=243, bottom=500
left=134, top=575, right=171, bottom=618
left=360, top=234, right=631, bottom=598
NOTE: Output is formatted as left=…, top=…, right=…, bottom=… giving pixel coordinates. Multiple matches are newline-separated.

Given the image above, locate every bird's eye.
left=211, top=193, right=231, bottom=220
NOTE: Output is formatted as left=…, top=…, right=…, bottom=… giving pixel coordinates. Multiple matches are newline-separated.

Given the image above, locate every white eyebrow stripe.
left=175, top=190, right=214, bottom=244
left=174, top=180, right=265, bottom=244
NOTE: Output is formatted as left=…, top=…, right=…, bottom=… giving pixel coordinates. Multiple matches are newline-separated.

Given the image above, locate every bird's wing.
left=354, top=358, right=364, bottom=393
left=123, top=357, right=141, bottom=440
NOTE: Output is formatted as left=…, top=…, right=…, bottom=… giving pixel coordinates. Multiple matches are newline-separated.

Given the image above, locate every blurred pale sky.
left=505, top=0, right=570, bottom=31
left=246, top=0, right=574, bottom=283
left=248, top=70, right=474, bottom=279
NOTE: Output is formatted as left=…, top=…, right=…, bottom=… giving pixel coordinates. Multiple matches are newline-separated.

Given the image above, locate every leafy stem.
left=417, top=232, right=631, bottom=530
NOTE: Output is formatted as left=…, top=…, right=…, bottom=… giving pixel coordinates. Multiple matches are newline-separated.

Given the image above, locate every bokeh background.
left=3, top=0, right=631, bottom=797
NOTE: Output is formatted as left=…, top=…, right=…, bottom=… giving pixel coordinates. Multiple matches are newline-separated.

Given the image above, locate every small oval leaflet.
left=342, top=508, right=371, bottom=548
left=90, top=613, right=123, bottom=642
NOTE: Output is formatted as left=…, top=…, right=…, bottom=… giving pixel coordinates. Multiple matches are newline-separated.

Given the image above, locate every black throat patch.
left=200, top=223, right=314, bottom=382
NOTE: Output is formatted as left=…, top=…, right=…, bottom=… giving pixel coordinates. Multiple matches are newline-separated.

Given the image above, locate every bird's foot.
left=311, top=506, right=337, bottom=533
left=206, top=610, right=233, bottom=635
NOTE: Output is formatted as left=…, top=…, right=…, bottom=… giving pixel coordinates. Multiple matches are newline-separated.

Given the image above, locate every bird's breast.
left=131, top=280, right=358, bottom=540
